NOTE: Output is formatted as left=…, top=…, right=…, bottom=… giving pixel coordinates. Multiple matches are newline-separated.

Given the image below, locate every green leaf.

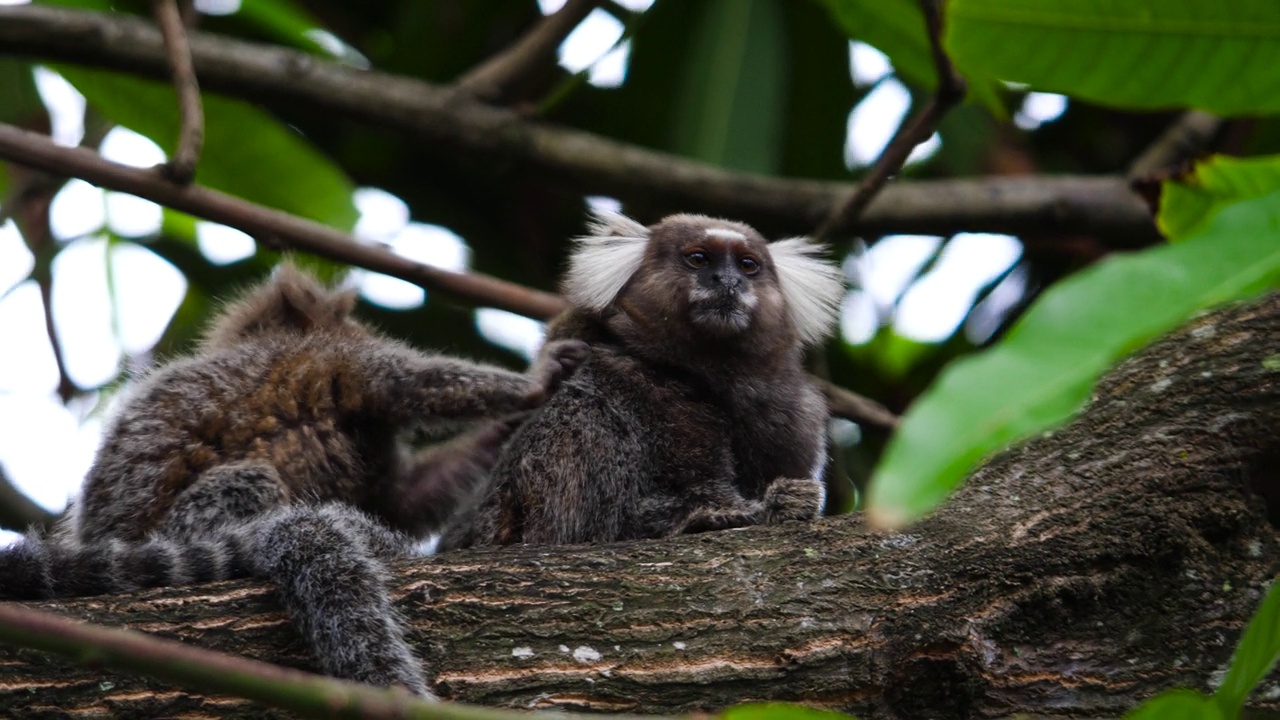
left=1124, top=689, right=1223, bottom=720
left=722, top=702, right=860, bottom=720
left=671, top=0, right=787, bottom=173
left=54, top=67, right=357, bottom=231
left=946, top=0, right=1280, bottom=115
left=0, top=60, right=46, bottom=127
left=230, top=0, right=338, bottom=57
left=36, top=0, right=342, bottom=58
left=866, top=190, right=1280, bottom=527
left=1160, top=154, right=1280, bottom=239
left=813, top=0, right=1005, bottom=115
left=1216, top=582, right=1280, bottom=715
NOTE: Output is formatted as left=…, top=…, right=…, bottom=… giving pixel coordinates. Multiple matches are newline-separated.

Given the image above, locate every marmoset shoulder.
left=441, top=209, right=844, bottom=550
left=0, top=261, right=586, bottom=697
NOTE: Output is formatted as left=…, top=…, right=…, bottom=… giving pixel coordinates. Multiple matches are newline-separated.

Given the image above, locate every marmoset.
left=441, top=209, right=844, bottom=549
left=0, top=262, right=587, bottom=697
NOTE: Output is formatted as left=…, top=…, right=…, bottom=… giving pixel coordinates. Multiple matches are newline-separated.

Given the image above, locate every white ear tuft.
left=768, top=237, right=846, bottom=346
left=563, top=208, right=651, bottom=312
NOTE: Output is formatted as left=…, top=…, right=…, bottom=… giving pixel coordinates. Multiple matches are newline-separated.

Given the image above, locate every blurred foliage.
left=947, top=0, right=1280, bottom=115
left=867, top=189, right=1280, bottom=526
left=1, top=0, right=1279, bottom=519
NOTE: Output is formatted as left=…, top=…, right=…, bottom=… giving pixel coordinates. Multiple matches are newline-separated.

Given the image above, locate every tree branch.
left=151, top=0, right=204, bottom=184
left=1128, top=110, right=1225, bottom=180
left=0, top=4, right=1159, bottom=244
left=0, top=122, right=567, bottom=320
left=814, top=0, right=966, bottom=241
left=2, top=294, right=1276, bottom=718
left=457, top=0, right=598, bottom=103
left=0, top=121, right=896, bottom=429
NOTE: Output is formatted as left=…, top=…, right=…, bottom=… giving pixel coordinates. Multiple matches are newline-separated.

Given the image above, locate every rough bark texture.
left=1, top=294, right=1277, bottom=719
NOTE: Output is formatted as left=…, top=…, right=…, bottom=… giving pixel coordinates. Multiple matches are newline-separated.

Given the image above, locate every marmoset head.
left=201, top=260, right=364, bottom=351
left=563, top=209, right=844, bottom=353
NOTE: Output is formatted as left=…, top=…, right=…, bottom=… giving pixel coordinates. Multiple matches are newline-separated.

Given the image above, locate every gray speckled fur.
left=0, top=263, right=587, bottom=697
left=440, top=212, right=843, bottom=550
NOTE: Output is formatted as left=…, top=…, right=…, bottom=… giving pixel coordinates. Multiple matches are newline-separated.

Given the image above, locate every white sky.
left=0, top=3, right=1064, bottom=543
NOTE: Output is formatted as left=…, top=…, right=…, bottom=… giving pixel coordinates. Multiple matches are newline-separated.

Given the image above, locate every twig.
left=0, top=4, right=1160, bottom=244
left=818, top=379, right=899, bottom=431
left=0, top=603, right=631, bottom=720
left=457, top=0, right=598, bottom=103
left=0, top=463, right=57, bottom=533
left=152, top=0, right=203, bottom=183
left=5, top=171, right=79, bottom=403
left=0, top=122, right=899, bottom=430
left=813, top=0, right=967, bottom=242
left=177, top=0, right=197, bottom=30
left=1127, top=110, right=1224, bottom=179
left=0, top=121, right=568, bottom=320
left=34, top=261, right=78, bottom=404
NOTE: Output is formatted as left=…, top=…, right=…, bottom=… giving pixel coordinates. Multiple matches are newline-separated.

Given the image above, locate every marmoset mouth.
left=690, top=301, right=752, bottom=335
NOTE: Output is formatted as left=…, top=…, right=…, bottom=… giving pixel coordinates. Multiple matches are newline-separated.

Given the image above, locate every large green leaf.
left=1215, top=582, right=1280, bottom=715
left=814, top=0, right=1005, bottom=115
left=55, top=67, right=357, bottom=231
left=670, top=0, right=787, bottom=173
left=946, top=0, right=1280, bottom=115
left=1124, top=689, right=1223, bottom=720
left=1160, top=154, right=1280, bottom=238
left=865, top=190, right=1280, bottom=527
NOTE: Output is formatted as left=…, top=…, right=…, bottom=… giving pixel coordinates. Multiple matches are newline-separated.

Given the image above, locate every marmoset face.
left=653, top=216, right=781, bottom=337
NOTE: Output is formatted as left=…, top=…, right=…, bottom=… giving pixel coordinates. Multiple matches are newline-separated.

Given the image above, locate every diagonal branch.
left=0, top=122, right=897, bottom=430
left=814, top=0, right=967, bottom=242
left=457, top=0, right=599, bottom=103
left=151, top=0, right=204, bottom=183
left=0, top=122, right=567, bottom=320
left=0, top=4, right=1159, bottom=244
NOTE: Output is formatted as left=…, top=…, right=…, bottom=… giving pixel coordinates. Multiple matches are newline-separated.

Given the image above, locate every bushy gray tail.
left=0, top=504, right=433, bottom=697
left=0, top=528, right=257, bottom=600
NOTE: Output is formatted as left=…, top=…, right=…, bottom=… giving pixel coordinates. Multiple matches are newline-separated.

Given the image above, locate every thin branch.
left=0, top=122, right=896, bottom=429
left=457, top=0, right=598, bottom=103
left=0, top=463, right=57, bottom=533
left=6, top=171, right=79, bottom=403
left=34, top=261, right=78, bottom=404
left=0, top=4, right=1159, bottom=244
left=0, top=603, right=626, bottom=720
left=818, top=379, right=898, bottom=431
left=0, top=122, right=568, bottom=320
left=814, top=0, right=967, bottom=242
left=1128, top=110, right=1225, bottom=180
left=152, top=0, right=204, bottom=183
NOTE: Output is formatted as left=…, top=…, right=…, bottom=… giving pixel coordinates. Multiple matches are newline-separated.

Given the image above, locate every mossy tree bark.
left=1, top=294, right=1277, bottom=720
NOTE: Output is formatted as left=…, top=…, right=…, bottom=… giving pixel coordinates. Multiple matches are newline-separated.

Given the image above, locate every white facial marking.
left=704, top=227, right=746, bottom=241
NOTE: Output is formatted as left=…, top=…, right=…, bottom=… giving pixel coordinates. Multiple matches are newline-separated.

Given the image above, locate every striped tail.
left=0, top=529, right=257, bottom=600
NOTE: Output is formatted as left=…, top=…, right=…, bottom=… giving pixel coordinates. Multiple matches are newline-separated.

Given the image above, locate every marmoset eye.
left=739, top=257, right=760, bottom=275
left=685, top=251, right=710, bottom=268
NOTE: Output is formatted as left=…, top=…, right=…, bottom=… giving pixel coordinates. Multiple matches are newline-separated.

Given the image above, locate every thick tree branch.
left=0, top=4, right=1159, bottom=244
left=815, top=0, right=966, bottom=241
left=151, top=0, right=204, bottom=183
left=2, top=294, right=1275, bottom=719
left=457, top=0, right=598, bottom=103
